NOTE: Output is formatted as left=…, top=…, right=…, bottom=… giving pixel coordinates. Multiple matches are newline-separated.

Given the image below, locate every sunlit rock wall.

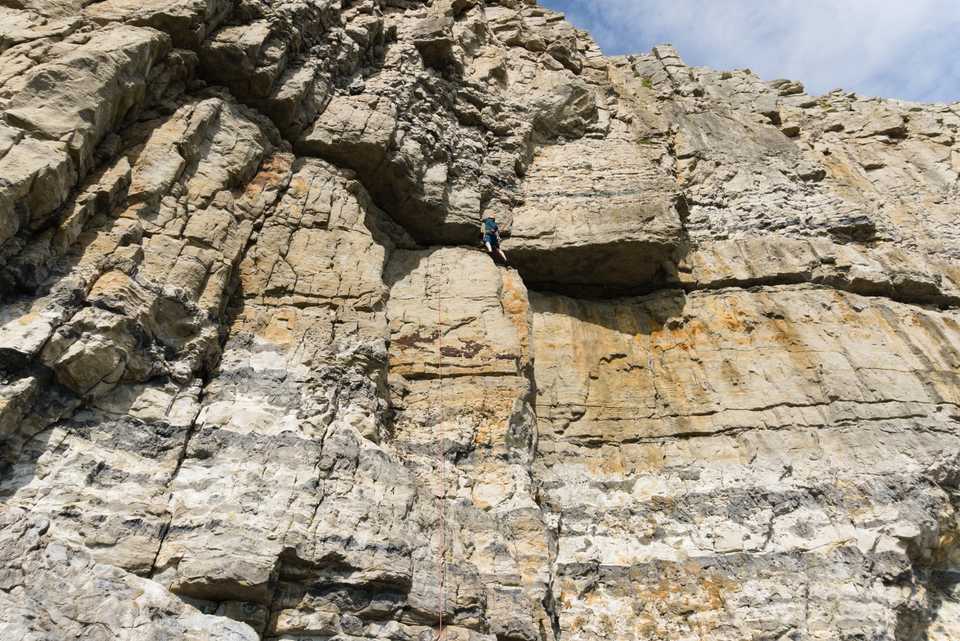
left=1, top=2, right=959, bottom=641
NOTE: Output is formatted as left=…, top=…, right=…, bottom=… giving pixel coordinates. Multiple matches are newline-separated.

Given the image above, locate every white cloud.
left=544, top=0, right=960, bottom=102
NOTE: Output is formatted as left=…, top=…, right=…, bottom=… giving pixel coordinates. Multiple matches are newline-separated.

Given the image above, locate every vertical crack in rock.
left=148, top=362, right=214, bottom=579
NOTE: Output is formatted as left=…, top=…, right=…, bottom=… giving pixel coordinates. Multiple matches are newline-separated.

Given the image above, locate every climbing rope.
left=434, top=256, right=447, bottom=641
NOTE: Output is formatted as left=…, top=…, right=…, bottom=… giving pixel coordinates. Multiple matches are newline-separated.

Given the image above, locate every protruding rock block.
left=200, top=20, right=290, bottom=98
left=411, top=15, right=459, bottom=71
left=679, top=237, right=960, bottom=306
left=522, top=69, right=597, bottom=138
left=255, top=60, right=331, bottom=138
left=297, top=94, right=397, bottom=176
left=297, top=93, right=488, bottom=244
left=504, top=138, right=684, bottom=295
left=0, top=23, right=175, bottom=252
left=3, top=24, right=170, bottom=172
left=83, top=0, right=234, bottom=49
left=0, top=137, right=77, bottom=249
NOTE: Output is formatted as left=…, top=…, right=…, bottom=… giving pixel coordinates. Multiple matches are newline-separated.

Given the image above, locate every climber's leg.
left=484, top=235, right=508, bottom=265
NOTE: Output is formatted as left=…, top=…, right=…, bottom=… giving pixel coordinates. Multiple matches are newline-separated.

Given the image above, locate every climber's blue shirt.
left=482, top=218, right=499, bottom=244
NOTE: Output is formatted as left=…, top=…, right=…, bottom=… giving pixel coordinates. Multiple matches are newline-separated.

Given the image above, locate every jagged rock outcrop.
left=0, top=508, right=258, bottom=640
left=1, top=2, right=959, bottom=641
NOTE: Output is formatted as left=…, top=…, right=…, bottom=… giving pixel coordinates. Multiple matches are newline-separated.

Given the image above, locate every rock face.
left=1, top=2, right=959, bottom=641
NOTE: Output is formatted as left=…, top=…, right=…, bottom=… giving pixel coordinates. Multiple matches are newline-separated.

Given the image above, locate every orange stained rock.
left=244, top=153, right=294, bottom=195
left=88, top=269, right=133, bottom=298
left=258, top=308, right=301, bottom=346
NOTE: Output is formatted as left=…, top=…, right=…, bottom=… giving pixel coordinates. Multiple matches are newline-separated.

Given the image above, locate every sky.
left=539, top=0, right=960, bottom=103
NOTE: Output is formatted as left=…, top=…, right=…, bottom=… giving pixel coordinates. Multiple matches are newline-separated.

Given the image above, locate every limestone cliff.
left=1, top=1, right=959, bottom=640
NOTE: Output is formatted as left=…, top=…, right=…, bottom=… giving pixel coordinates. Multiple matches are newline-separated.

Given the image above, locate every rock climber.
left=481, top=213, right=509, bottom=265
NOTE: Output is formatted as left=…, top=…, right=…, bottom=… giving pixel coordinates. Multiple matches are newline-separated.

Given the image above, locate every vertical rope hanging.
left=434, top=254, right=447, bottom=640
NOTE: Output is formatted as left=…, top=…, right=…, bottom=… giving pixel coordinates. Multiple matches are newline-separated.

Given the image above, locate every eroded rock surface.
left=533, top=287, right=960, bottom=640
left=0, top=507, right=258, bottom=640
left=1, top=2, right=959, bottom=641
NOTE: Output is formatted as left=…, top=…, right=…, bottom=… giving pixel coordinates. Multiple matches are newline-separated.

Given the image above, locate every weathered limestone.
left=150, top=157, right=409, bottom=628
left=385, top=248, right=553, bottom=641
left=628, top=47, right=960, bottom=264
left=532, top=287, right=960, bottom=641
left=84, top=0, right=235, bottom=50
left=0, top=21, right=179, bottom=252
left=1, top=1, right=959, bottom=640
left=0, top=94, right=286, bottom=589
left=0, top=508, right=258, bottom=640
left=291, top=1, right=611, bottom=246
left=298, top=95, right=397, bottom=176
left=679, top=237, right=960, bottom=307
left=505, top=136, right=683, bottom=294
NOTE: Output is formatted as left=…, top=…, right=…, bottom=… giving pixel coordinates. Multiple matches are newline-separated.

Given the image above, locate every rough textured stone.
left=0, top=508, right=258, bottom=640
left=1, top=2, right=959, bottom=641
left=84, top=0, right=234, bottom=50
left=504, top=136, right=684, bottom=295
left=532, top=286, right=960, bottom=641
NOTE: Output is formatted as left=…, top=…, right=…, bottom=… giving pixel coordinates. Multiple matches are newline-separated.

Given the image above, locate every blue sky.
left=539, top=0, right=960, bottom=103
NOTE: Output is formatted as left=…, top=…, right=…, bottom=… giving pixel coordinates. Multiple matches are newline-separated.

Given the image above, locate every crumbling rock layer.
left=0, top=1, right=959, bottom=641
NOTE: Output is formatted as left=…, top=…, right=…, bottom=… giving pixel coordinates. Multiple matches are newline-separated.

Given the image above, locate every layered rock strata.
left=1, top=2, right=959, bottom=641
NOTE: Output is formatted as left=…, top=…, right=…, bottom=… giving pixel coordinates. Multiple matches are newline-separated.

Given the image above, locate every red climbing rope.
left=434, top=258, right=447, bottom=641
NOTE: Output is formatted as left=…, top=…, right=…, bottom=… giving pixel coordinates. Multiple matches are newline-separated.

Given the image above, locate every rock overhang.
left=503, top=137, right=685, bottom=296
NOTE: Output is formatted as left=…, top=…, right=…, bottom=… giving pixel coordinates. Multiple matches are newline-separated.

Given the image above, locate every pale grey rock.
left=0, top=17, right=196, bottom=258
left=0, top=136, right=77, bottom=250
left=255, top=59, right=331, bottom=138
left=0, top=507, right=258, bottom=641
left=298, top=94, right=397, bottom=175
left=0, top=7, right=83, bottom=53
left=505, top=135, right=683, bottom=294
left=84, top=0, right=235, bottom=49
left=200, top=20, right=289, bottom=99
left=0, top=2, right=959, bottom=641
left=532, top=287, right=960, bottom=641
left=2, top=24, right=171, bottom=172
